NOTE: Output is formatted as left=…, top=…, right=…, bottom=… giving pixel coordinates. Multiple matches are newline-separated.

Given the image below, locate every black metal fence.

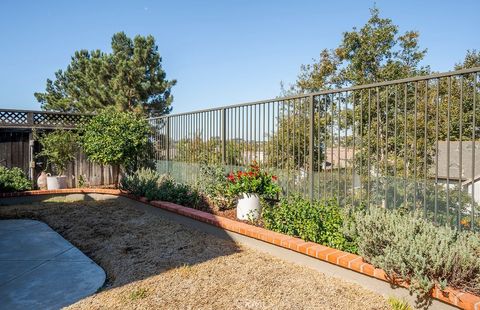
left=150, top=67, right=480, bottom=231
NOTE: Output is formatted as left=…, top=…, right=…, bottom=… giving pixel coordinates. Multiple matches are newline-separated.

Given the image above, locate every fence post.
left=166, top=116, right=170, bottom=173
left=27, top=112, right=33, bottom=126
left=309, top=95, right=315, bottom=202
left=221, top=108, right=226, bottom=165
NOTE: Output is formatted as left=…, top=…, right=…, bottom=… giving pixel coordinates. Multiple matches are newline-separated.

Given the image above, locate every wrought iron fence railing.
left=149, top=66, right=480, bottom=231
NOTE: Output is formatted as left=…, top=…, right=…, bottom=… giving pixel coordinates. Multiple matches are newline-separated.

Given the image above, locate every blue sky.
left=0, top=0, right=479, bottom=114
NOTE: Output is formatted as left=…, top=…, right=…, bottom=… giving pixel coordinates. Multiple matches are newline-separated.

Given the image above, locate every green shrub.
left=0, top=166, right=32, bottom=192
left=262, top=194, right=357, bottom=252
left=196, top=162, right=234, bottom=210
left=120, top=167, right=165, bottom=199
left=80, top=108, right=153, bottom=184
left=153, top=177, right=202, bottom=207
left=37, top=129, right=78, bottom=175
left=351, top=206, right=480, bottom=296
left=121, top=168, right=203, bottom=208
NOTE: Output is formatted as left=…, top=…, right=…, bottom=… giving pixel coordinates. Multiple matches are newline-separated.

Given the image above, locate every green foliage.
left=175, top=135, right=243, bottom=165
left=121, top=168, right=203, bottom=208
left=120, top=167, right=166, bottom=199
left=351, top=207, right=480, bottom=296
left=293, top=7, right=427, bottom=93
left=226, top=162, right=280, bottom=199
left=37, top=129, right=78, bottom=175
left=0, top=166, right=32, bottom=192
left=80, top=108, right=153, bottom=174
left=35, top=32, right=175, bottom=116
left=153, top=177, right=202, bottom=207
left=196, top=162, right=234, bottom=210
left=387, top=297, right=412, bottom=310
left=262, top=194, right=357, bottom=252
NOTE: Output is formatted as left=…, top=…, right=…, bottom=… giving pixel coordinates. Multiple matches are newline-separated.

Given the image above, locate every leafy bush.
left=351, top=206, right=480, bottom=296
left=0, top=166, right=32, bottom=192
left=80, top=108, right=153, bottom=184
left=37, top=129, right=78, bottom=175
left=226, top=161, right=280, bottom=199
left=120, top=167, right=165, bottom=199
left=153, top=177, right=202, bottom=207
left=262, top=194, right=357, bottom=252
left=196, top=162, right=234, bottom=210
left=121, top=168, right=203, bottom=208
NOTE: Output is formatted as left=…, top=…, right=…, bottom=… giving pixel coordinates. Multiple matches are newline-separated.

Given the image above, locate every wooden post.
left=28, top=131, right=35, bottom=183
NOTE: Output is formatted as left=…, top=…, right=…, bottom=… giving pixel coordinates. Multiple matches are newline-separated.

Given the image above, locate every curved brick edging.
left=1, top=188, right=479, bottom=310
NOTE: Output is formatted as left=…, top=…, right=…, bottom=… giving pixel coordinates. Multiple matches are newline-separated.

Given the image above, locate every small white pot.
left=236, top=193, right=261, bottom=221
left=46, top=175, right=68, bottom=190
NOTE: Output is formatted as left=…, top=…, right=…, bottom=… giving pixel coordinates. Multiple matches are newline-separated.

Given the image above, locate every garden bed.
left=0, top=194, right=389, bottom=309
left=2, top=188, right=480, bottom=309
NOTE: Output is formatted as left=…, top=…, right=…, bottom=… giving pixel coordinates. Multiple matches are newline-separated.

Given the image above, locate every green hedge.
left=262, top=195, right=357, bottom=253
left=121, top=168, right=203, bottom=208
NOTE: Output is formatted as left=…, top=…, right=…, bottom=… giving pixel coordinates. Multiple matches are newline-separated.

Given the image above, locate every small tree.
left=80, top=108, right=153, bottom=185
left=37, top=129, right=79, bottom=175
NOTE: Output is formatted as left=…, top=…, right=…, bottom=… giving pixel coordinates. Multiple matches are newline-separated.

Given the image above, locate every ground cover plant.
left=262, top=194, right=357, bottom=253
left=0, top=166, right=32, bottom=192
left=351, top=207, right=480, bottom=296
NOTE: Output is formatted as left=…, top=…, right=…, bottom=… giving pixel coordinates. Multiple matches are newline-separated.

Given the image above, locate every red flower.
left=271, top=175, right=278, bottom=181
left=227, top=173, right=235, bottom=182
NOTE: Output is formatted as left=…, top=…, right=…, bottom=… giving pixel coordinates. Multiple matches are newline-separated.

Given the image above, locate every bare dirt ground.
left=0, top=198, right=389, bottom=310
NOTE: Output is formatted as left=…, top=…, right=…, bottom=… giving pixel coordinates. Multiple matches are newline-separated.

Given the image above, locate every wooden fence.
left=0, top=109, right=114, bottom=188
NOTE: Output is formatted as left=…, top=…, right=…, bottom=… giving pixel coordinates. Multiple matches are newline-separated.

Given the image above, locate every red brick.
left=317, top=248, right=339, bottom=261
left=373, top=268, right=389, bottom=281
left=360, top=263, right=375, bottom=276
left=347, top=256, right=364, bottom=271
left=326, top=250, right=349, bottom=264
left=337, top=254, right=360, bottom=268
left=287, top=238, right=306, bottom=251
left=306, top=245, right=329, bottom=257
left=297, top=242, right=318, bottom=254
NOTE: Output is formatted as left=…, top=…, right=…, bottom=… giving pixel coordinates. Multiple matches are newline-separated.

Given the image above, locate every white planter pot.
left=46, top=175, right=68, bottom=190
left=236, top=193, right=261, bottom=220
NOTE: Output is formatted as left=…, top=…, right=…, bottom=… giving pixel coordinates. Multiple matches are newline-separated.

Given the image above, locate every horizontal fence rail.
left=150, top=67, right=480, bottom=231
left=0, top=109, right=91, bottom=129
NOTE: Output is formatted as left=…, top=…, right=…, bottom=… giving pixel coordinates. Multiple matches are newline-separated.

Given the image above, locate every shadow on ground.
left=0, top=194, right=240, bottom=291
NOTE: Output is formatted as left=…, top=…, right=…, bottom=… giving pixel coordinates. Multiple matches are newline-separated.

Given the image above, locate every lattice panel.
left=33, top=113, right=84, bottom=127
left=0, top=111, right=28, bottom=125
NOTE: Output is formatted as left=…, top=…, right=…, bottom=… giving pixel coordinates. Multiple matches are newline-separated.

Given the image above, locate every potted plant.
left=37, top=130, right=78, bottom=189
left=226, top=161, right=280, bottom=220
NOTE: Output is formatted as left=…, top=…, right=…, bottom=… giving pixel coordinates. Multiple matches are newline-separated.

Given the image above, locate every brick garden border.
left=1, top=188, right=479, bottom=310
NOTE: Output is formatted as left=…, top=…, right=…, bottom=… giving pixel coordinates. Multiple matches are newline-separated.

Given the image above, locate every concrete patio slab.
left=0, top=219, right=105, bottom=310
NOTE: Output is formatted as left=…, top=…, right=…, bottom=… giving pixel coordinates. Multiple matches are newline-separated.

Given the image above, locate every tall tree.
left=294, top=7, right=427, bottom=93
left=267, top=7, right=428, bottom=173
left=35, top=32, right=176, bottom=116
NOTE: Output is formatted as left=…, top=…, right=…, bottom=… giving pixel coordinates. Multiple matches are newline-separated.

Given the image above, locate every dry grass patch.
left=0, top=198, right=388, bottom=310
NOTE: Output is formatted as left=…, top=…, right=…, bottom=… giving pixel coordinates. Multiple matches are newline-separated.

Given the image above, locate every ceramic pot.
left=236, top=193, right=261, bottom=220
left=46, top=174, right=68, bottom=190
left=37, top=171, right=48, bottom=190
